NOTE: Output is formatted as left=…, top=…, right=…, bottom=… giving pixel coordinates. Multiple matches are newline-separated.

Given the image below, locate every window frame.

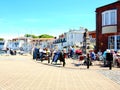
left=102, top=9, right=117, bottom=26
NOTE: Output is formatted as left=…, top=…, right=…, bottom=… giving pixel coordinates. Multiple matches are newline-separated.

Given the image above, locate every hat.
left=106, top=49, right=110, bottom=53
left=117, top=50, right=120, bottom=55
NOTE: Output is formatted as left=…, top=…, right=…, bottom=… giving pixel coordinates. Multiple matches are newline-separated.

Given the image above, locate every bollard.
left=86, top=53, right=90, bottom=69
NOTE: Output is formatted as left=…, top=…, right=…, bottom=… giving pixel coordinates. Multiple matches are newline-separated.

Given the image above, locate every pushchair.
left=52, top=51, right=66, bottom=67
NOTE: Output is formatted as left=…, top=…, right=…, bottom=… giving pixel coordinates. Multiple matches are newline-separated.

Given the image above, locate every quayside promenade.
left=0, top=55, right=120, bottom=90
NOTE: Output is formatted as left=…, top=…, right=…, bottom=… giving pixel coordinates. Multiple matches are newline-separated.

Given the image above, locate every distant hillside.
left=24, top=34, right=54, bottom=38
left=0, top=38, right=4, bottom=41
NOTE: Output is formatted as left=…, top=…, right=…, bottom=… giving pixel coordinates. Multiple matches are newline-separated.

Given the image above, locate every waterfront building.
left=7, top=37, right=33, bottom=52
left=31, top=38, right=55, bottom=49
left=53, top=33, right=67, bottom=50
left=0, top=41, right=5, bottom=50
left=53, top=28, right=85, bottom=50
left=96, top=0, right=120, bottom=52
left=0, top=40, right=9, bottom=50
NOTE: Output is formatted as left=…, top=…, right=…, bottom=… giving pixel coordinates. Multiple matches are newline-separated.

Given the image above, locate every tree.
left=32, top=35, right=38, bottom=38
left=38, top=34, right=54, bottom=38
left=24, top=34, right=54, bottom=38
left=24, top=34, right=38, bottom=38
left=24, top=34, right=32, bottom=37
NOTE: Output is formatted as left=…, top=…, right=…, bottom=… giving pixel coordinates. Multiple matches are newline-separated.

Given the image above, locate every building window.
left=102, top=9, right=117, bottom=26
left=111, top=11, right=116, bottom=24
left=105, top=12, right=109, bottom=25
left=108, top=36, right=115, bottom=49
left=71, top=34, right=73, bottom=39
left=117, top=36, right=120, bottom=49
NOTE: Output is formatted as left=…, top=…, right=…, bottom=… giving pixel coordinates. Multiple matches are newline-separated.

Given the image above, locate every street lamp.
left=83, top=28, right=89, bottom=54
left=83, top=28, right=91, bottom=69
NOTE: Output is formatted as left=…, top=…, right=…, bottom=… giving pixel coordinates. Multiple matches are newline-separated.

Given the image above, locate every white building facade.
left=0, top=41, right=5, bottom=50
left=53, top=28, right=85, bottom=50
left=66, top=29, right=84, bottom=47
left=7, top=37, right=33, bottom=52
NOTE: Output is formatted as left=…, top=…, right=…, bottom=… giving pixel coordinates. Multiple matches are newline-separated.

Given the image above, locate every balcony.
left=53, top=38, right=66, bottom=44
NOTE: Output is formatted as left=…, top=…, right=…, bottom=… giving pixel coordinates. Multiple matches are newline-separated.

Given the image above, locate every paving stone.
left=0, top=55, right=120, bottom=90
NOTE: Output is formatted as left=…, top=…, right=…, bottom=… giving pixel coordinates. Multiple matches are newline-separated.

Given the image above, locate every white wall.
left=66, top=30, right=84, bottom=47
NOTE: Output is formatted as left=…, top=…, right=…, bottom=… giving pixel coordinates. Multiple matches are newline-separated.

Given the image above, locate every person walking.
left=106, top=49, right=113, bottom=70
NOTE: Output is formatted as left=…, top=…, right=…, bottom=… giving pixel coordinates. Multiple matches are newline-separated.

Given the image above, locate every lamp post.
left=83, top=28, right=89, bottom=54
left=83, top=28, right=90, bottom=69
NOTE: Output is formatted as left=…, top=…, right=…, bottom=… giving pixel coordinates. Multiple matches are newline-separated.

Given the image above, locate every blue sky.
left=0, top=0, right=116, bottom=39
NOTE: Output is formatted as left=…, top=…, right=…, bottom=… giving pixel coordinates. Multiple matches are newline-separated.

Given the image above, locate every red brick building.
left=96, top=0, right=120, bottom=52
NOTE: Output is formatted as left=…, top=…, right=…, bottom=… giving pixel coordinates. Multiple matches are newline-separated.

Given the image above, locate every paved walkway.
left=0, top=55, right=120, bottom=90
